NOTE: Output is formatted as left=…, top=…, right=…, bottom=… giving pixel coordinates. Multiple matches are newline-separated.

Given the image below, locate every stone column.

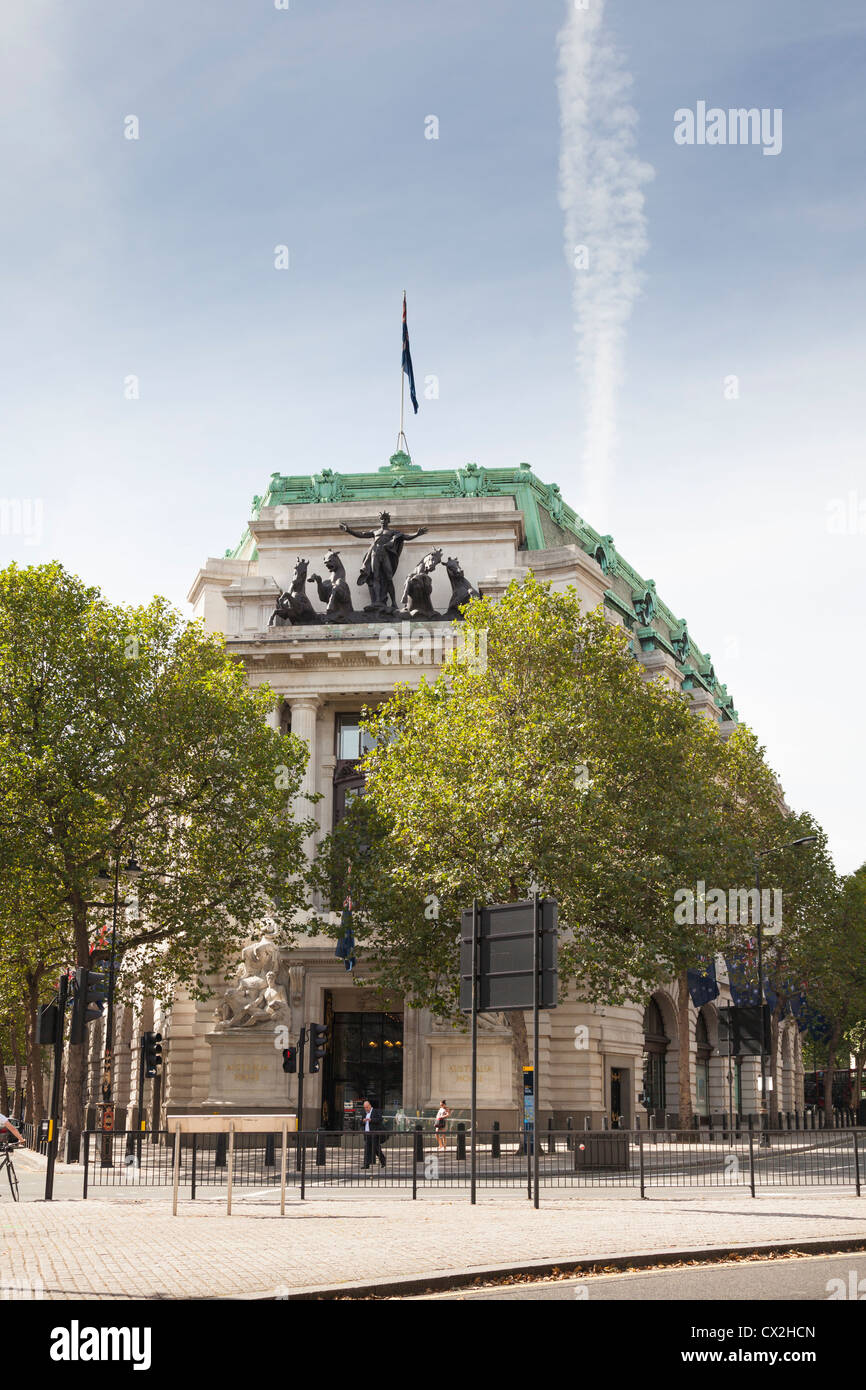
left=265, top=697, right=284, bottom=733
left=289, top=697, right=320, bottom=855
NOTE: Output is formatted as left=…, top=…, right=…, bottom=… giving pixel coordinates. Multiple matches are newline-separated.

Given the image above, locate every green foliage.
left=312, top=574, right=790, bottom=1015
left=0, top=561, right=313, bottom=1009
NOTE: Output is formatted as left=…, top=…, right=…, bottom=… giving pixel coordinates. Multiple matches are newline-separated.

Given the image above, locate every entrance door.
left=322, top=1010, right=404, bottom=1129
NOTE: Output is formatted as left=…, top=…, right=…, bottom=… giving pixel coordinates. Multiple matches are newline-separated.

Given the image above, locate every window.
left=333, top=714, right=374, bottom=828
left=336, top=715, right=376, bottom=761
left=696, top=1010, right=712, bottom=1119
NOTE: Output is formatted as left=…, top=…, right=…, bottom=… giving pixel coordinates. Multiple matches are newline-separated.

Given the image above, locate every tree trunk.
left=25, top=972, right=45, bottom=1125
left=62, top=905, right=92, bottom=1148
left=676, top=972, right=693, bottom=1131
left=10, top=1026, right=25, bottom=1121
left=506, top=1009, right=530, bottom=1127
left=0, top=1035, right=9, bottom=1114
left=825, top=1033, right=839, bottom=1127
left=769, top=1009, right=781, bottom=1125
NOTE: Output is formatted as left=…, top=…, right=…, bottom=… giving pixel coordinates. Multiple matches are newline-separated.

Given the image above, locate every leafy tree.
left=312, top=575, right=746, bottom=1118
left=0, top=562, right=313, bottom=1138
left=796, top=864, right=866, bottom=1118
left=0, top=857, right=68, bottom=1124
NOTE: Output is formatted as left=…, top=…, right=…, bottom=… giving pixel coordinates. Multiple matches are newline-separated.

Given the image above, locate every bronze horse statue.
left=444, top=556, right=480, bottom=616
left=269, top=558, right=317, bottom=626
left=308, top=551, right=354, bottom=623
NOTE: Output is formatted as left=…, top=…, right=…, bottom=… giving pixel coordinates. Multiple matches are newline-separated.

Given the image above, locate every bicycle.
left=0, top=1142, right=20, bottom=1202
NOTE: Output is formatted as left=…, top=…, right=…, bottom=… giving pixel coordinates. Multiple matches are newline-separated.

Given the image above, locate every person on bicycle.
left=0, top=1112, right=24, bottom=1145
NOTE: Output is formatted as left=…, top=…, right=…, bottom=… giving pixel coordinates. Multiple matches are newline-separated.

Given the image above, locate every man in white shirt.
left=361, top=1098, right=386, bottom=1170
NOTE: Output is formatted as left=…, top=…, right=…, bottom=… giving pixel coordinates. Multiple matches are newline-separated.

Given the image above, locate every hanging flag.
left=334, top=891, right=356, bottom=972
left=687, top=958, right=719, bottom=1008
left=402, top=292, right=419, bottom=415
left=725, top=949, right=762, bottom=1007
left=791, top=986, right=832, bottom=1041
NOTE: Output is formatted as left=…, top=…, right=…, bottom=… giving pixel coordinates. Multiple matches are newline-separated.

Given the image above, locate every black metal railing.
left=80, top=1125, right=864, bottom=1199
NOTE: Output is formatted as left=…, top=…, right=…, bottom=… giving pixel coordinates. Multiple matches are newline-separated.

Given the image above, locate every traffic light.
left=308, top=1022, right=329, bottom=1074
left=69, top=967, right=107, bottom=1045
left=142, top=1031, right=163, bottom=1078
left=281, top=1046, right=297, bottom=1074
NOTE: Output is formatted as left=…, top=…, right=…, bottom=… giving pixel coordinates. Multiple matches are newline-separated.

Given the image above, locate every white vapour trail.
left=557, top=1, right=654, bottom=523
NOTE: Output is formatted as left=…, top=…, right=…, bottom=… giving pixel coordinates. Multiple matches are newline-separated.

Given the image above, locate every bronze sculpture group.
left=269, top=511, right=480, bottom=626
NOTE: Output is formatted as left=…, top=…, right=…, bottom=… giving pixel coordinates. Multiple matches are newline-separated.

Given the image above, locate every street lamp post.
left=752, top=836, right=817, bottom=1146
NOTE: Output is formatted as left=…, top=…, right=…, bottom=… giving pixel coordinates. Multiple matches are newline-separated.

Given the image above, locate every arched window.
left=642, top=998, right=668, bottom=1114
left=696, top=1010, right=712, bottom=1118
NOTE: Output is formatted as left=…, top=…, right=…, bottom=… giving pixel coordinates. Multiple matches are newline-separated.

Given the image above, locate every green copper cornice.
left=224, top=456, right=736, bottom=723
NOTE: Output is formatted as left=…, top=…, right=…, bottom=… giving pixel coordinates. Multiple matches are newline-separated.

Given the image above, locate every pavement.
left=3, top=1148, right=866, bottom=1300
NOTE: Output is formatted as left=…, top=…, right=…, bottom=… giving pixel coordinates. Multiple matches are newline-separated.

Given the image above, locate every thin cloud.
left=556, top=1, right=654, bottom=523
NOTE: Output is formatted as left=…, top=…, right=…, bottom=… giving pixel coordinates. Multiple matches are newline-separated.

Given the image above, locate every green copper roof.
left=228, top=453, right=737, bottom=723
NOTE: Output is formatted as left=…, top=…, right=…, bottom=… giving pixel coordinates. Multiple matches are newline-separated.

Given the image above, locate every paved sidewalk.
left=3, top=1170, right=866, bottom=1300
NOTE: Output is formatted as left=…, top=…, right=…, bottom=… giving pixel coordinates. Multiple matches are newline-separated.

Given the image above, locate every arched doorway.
left=642, top=997, right=668, bottom=1124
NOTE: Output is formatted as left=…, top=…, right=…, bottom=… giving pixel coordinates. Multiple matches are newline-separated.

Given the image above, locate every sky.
left=1, top=0, right=864, bottom=872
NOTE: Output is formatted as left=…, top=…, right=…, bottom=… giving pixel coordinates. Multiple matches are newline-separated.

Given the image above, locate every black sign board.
left=719, top=1003, right=771, bottom=1057
left=459, top=898, right=558, bottom=1012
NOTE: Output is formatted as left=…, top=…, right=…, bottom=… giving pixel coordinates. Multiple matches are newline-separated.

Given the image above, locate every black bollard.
left=315, top=1128, right=327, bottom=1166
left=215, top=1132, right=227, bottom=1169
left=492, top=1120, right=501, bottom=1159
left=456, top=1122, right=466, bottom=1161
left=547, top=1117, right=556, bottom=1155
left=414, top=1122, right=424, bottom=1164
left=265, top=1133, right=276, bottom=1168
left=566, top=1116, right=573, bottom=1152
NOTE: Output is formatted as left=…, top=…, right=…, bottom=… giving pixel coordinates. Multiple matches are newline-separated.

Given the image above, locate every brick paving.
left=3, top=1151, right=866, bottom=1299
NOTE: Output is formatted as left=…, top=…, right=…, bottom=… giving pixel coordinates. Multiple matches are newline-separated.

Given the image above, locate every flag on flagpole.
left=335, top=891, right=356, bottom=972
left=402, top=292, right=419, bottom=415
left=687, top=959, right=720, bottom=1008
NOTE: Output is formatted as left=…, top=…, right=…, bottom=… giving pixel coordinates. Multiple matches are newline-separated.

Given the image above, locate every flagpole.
left=399, top=289, right=406, bottom=452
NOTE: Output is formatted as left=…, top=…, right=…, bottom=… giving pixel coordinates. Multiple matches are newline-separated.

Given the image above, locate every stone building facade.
left=99, top=454, right=804, bottom=1131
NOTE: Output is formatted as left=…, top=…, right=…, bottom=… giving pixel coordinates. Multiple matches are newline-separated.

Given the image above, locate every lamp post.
left=94, top=852, right=141, bottom=1164
left=753, top=835, right=817, bottom=1145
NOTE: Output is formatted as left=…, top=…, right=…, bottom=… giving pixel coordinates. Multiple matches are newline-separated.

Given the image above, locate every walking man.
left=362, top=1097, right=386, bottom=1170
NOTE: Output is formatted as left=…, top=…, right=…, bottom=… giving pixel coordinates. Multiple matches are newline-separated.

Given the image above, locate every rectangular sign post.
left=460, top=895, right=557, bottom=1209
left=459, top=899, right=558, bottom=1013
